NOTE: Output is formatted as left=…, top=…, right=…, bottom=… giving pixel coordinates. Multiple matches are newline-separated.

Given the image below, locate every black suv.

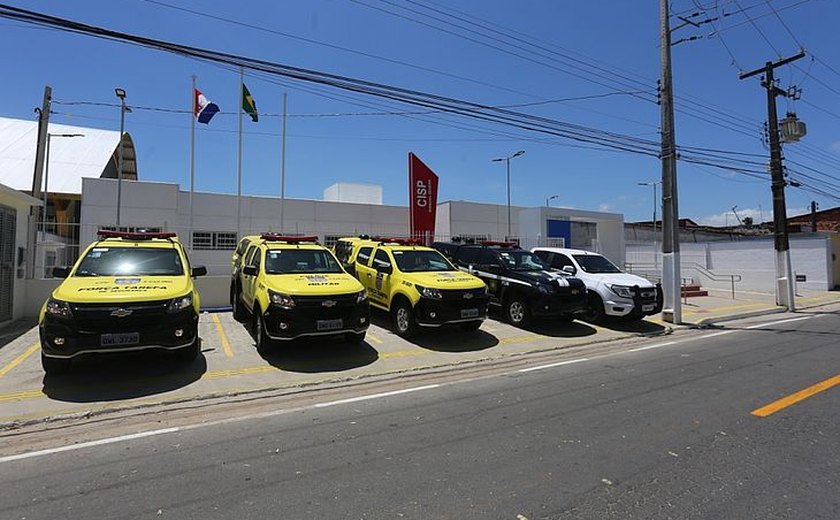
left=432, top=241, right=587, bottom=327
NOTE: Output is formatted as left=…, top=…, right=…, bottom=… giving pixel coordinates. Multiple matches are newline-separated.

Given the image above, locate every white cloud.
left=598, top=203, right=614, bottom=212
left=696, top=206, right=807, bottom=227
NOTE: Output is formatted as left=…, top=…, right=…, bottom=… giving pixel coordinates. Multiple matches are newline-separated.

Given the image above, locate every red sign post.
left=408, top=153, right=439, bottom=244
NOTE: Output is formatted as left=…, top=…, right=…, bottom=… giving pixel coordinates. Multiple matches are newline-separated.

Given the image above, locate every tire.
left=581, top=293, right=606, bottom=324
left=506, top=297, right=532, bottom=328
left=345, top=331, right=366, bottom=344
left=231, top=286, right=247, bottom=322
left=392, top=300, right=417, bottom=338
left=41, top=353, right=71, bottom=375
left=173, top=336, right=200, bottom=364
left=253, top=306, right=272, bottom=354
left=459, top=320, right=482, bottom=331
left=557, top=314, right=575, bottom=324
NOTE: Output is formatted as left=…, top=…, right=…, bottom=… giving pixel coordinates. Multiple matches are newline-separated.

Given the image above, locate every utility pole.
left=739, top=51, right=805, bottom=312
left=810, top=201, right=818, bottom=232
left=659, top=0, right=681, bottom=324
left=26, top=85, right=52, bottom=279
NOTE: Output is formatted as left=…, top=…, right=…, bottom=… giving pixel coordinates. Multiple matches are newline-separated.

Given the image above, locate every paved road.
left=1, top=310, right=838, bottom=519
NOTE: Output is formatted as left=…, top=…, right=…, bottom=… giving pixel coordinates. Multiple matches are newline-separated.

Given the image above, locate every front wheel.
left=581, top=293, right=606, bottom=324
left=557, top=314, right=575, bottom=324
left=506, top=298, right=532, bottom=328
left=41, top=353, right=71, bottom=376
left=253, top=307, right=272, bottom=354
left=231, top=286, right=247, bottom=322
left=392, top=301, right=417, bottom=338
left=173, top=336, right=200, bottom=364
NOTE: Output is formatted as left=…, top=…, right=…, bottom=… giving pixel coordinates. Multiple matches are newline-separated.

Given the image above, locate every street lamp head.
left=512, top=150, right=525, bottom=158
left=115, top=87, right=126, bottom=99
left=491, top=157, right=504, bottom=162
left=51, top=133, right=85, bottom=138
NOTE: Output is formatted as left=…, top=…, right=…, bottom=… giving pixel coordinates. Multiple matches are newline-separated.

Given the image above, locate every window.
left=392, top=250, right=455, bottom=273
left=573, top=254, right=620, bottom=274
left=236, top=238, right=251, bottom=256
left=373, top=249, right=392, bottom=271
left=244, top=245, right=258, bottom=267
left=75, top=247, right=184, bottom=276
left=533, top=250, right=552, bottom=263
left=551, top=253, right=576, bottom=272
left=455, top=247, right=480, bottom=267
left=479, top=249, right=499, bottom=269
left=192, top=231, right=237, bottom=251
left=265, top=250, right=342, bottom=274
left=356, top=246, right=373, bottom=266
left=252, top=249, right=262, bottom=272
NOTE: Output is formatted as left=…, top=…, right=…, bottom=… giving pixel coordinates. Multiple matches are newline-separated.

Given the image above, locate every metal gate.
left=0, top=204, right=15, bottom=322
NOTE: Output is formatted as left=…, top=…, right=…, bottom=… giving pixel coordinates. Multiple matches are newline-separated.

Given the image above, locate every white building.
left=0, top=183, right=41, bottom=324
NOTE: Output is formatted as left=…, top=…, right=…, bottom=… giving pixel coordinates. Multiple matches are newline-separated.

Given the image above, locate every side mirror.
left=52, top=266, right=71, bottom=279
left=562, top=265, right=576, bottom=275
left=192, top=265, right=207, bottom=278
left=242, top=265, right=258, bottom=276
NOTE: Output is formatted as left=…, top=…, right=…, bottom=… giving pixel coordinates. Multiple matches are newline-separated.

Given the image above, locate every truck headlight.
left=356, top=289, right=368, bottom=303
left=46, top=298, right=72, bottom=318
left=608, top=285, right=634, bottom=299
left=416, top=285, right=442, bottom=299
left=269, top=290, right=295, bottom=309
left=167, top=293, right=193, bottom=313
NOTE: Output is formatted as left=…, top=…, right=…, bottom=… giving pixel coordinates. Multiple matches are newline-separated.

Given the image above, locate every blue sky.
left=1, top=0, right=838, bottom=225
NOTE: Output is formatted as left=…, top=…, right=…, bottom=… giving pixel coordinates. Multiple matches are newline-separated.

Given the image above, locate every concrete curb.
left=694, top=297, right=839, bottom=326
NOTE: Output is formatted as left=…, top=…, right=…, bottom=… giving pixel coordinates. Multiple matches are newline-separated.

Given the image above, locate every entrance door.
left=0, top=205, right=16, bottom=322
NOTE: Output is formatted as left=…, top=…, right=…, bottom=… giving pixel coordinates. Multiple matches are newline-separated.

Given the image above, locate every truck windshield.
left=392, top=250, right=456, bottom=273
left=265, top=249, right=343, bottom=274
left=573, top=254, right=621, bottom=274
left=498, top=251, right=546, bottom=271
left=75, top=247, right=184, bottom=276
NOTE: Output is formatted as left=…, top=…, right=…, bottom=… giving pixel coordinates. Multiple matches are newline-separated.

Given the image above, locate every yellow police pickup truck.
left=39, top=230, right=206, bottom=375
left=343, top=237, right=489, bottom=338
left=230, top=235, right=369, bottom=352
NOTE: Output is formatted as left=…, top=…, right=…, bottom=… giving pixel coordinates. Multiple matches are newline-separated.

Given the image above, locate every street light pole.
left=638, top=181, right=661, bottom=269
left=492, top=150, right=525, bottom=240
left=115, top=88, right=128, bottom=227
left=546, top=194, right=560, bottom=207
left=42, top=133, right=84, bottom=230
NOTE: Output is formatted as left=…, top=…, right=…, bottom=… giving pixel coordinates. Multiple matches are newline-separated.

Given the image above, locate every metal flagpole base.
left=775, top=249, right=796, bottom=311
left=661, top=251, right=682, bottom=324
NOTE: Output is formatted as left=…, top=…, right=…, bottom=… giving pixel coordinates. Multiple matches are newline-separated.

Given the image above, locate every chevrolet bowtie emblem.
left=322, top=300, right=337, bottom=308
left=110, top=308, right=133, bottom=318
left=463, top=293, right=474, bottom=299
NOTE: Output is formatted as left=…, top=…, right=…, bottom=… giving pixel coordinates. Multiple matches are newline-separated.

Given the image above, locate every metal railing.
left=625, top=261, right=742, bottom=299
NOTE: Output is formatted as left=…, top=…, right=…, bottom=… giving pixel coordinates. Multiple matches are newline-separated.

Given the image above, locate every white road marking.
left=0, top=427, right=180, bottom=464
left=518, top=358, right=589, bottom=373
left=313, top=384, right=441, bottom=408
left=744, top=316, right=812, bottom=329
left=698, top=330, right=737, bottom=339
left=627, top=341, right=677, bottom=352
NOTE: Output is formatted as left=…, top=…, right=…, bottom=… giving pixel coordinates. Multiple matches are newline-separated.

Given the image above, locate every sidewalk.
left=673, top=288, right=840, bottom=326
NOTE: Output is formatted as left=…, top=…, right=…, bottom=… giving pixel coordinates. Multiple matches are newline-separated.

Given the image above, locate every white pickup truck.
left=531, top=247, right=663, bottom=322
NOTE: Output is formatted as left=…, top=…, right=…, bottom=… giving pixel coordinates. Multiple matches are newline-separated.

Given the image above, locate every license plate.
left=100, top=332, right=140, bottom=346
left=460, top=308, right=480, bottom=319
left=317, top=319, right=343, bottom=331
left=642, top=304, right=655, bottom=312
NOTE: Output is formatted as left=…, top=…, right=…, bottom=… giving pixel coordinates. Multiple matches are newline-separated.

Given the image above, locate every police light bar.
left=480, top=240, right=519, bottom=248
left=260, top=234, right=319, bottom=243
left=374, top=237, right=422, bottom=245
left=97, top=230, right=177, bottom=240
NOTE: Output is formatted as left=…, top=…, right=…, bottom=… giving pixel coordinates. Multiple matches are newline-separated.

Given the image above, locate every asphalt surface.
left=1, top=309, right=838, bottom=519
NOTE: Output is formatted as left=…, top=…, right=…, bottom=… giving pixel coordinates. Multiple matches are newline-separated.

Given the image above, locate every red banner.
left=408, top=152, right=439, bottom=244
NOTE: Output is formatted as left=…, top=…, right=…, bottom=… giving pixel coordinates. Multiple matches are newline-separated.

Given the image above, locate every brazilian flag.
left=242, top=83, right=258, bottom=122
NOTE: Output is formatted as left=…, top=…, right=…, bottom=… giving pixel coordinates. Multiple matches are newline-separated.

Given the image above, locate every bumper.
left=529, top=292, right=588, bottom=318
left=414, top=296, right=489, bottom=327
left=40, top=310, right=198, bottom=359
left=603, top=285, right=663, bottom=317
left=263, top=301, right=370, bottom=340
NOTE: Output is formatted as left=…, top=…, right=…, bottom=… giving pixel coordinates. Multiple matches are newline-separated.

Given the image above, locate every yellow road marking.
left=380, top=349, right=422, bottom=360
left=751, top=374, right=840, bottom=417
left=683, top=302, right=770, bottom=315
left=0, top=343, right=41, bottom=378
left=0, top=388, right=45, bottom=402
left=211, top=314, right=234, bottom=358
left=500, top=334, right=541, bottom=345
left=367, top=333, right=383, bottom=344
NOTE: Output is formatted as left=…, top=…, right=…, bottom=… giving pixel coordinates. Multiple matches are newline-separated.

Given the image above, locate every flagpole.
left=237, top=67, right=244, bottom=238
left=189, top=74, right=196, bottom=250
left=280, top=92, right=287, bottom=233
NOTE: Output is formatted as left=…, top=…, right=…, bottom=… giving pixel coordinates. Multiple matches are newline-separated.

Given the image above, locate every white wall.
left=0, top=190, right=40, bottom=322
left=81, top=178, right=410, bottom=275
left=626, top=235, right=834, bottom=293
